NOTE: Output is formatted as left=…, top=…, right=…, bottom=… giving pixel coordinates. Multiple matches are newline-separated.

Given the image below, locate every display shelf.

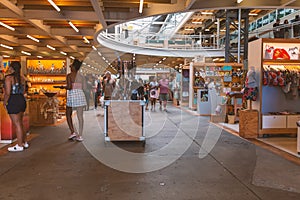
left=190, top=62, right=244, bottom=111
left=30, top=81, right=66, bottom=84
left=249, top=38, right=300, bottom=136
left=28, top=73, right=66, bottom=76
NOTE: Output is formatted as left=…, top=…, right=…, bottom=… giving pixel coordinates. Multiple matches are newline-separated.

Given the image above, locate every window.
left=257, top=18, right=263, bottom=28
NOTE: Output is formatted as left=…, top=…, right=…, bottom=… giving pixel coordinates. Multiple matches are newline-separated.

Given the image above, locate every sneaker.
left=8, top=144, right=24, bottom=152
left=24, top=142, right=29, bottom=149
left=68, top=133, right=77, bottom=140
left=76, top=136, right=83, bottom=142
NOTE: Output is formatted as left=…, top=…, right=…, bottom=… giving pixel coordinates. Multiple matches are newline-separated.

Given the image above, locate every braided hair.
left=10, top=61, right=21, bottom=84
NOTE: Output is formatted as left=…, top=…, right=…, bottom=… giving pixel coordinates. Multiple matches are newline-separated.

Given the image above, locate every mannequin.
left=242, top=66, right=258, bottom=110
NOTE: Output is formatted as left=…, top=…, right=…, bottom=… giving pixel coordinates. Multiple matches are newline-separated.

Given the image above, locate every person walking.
left=3, top=61, right=28, bottom=152
left=65, top=59, right=87, bottom=142
left=158, top=75, right=169, bottom=111
left=149, top=77, right=159, bottom=111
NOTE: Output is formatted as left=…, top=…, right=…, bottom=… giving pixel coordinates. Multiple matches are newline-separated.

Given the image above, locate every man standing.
left=158, top=75, right=169, bottom=111
left=103, top=71, right=116, bottom=100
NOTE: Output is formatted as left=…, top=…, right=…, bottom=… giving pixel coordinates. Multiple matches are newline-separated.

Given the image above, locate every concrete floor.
left=0, top=105, right=300, bottom=200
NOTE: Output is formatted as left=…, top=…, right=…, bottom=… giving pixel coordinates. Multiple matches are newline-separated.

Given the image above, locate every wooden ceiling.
left=0, top=0, right=299, bottom=73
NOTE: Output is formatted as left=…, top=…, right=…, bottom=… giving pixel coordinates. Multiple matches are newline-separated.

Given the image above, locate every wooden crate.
left=239, top=110, right=259, bottom=138
left=106, top=101, right=144, bottom=141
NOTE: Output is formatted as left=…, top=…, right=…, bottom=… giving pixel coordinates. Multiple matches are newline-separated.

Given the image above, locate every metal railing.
left=99, top=21, right=300, bottom=52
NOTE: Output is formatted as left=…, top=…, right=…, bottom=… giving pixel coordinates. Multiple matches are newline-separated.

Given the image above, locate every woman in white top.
left=149, top=77, right=159, bottom=111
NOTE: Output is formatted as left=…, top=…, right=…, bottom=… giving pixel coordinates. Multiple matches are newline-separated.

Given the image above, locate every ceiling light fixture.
left=97, top=52, right=102, bottom=56
left=92, top=46, right=97, bottom=51
left=237, top=0, right=243, bottom=3
left=249, top=13, right=258, bottom=16
left=46, top=45, right=56, bottom=51
left=47, top=0, right=61, bottom=12
left=139, top=0, right=144, bottom=14
left=205, top=29, right=210, bottom=31
left=21, top=51, right=31, bottom=56
left=37, top=56, right=43, bottom=58
left=192, top=21, right=202, bottom=24
left=60, top=51, right=67, bottom=55
left=68, top=21, right=79, bottom=32
left=3, top=55, right=10, bottom=58
left=0, top=44, right=13, bottom=50
left=0, top=22, right=15, bottom=31
left=27, top=35, right=40, bottom=43
left=185, top=28, right=194, bottom=31
left=70, top=56, right=75, bottom=60
left=83, top=36, right=90, bottom=44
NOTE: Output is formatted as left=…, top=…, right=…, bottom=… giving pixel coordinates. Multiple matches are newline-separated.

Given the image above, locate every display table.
left=104, top=100, right=145, bottom=142
left=0, top=101, right=30, bottom=143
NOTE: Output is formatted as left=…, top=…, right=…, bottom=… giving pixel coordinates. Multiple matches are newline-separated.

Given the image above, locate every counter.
left=104, top=100, right=145, bottom=142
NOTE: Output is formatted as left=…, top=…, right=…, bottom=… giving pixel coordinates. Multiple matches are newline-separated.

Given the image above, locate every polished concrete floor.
left=0, top=105, right=300, bottom=200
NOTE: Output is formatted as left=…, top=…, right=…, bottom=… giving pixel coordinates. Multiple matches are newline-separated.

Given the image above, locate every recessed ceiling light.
left=83, top=36, right=90, bottom=44
left=92, top=46, right=97, bottom=51
left=37, top=56, right=43, bottom=58
left=70, top=56, right=75, bottom=60
left=192, top=21, right=202, bottom=24
left=249, top=13, right=258, bottom=16
left=3, top=55, right=10, bottom=58
left=0, top=22, right=15, bottom=31
left=46, top=45, right=55, bottom=51
left=0, top=44, right=13, bottom=50
left=47, top=0, right=61, bottom=12
left=21, top=51, right=31, bottom=56
left=60, top=51, right=67, bottom=55
left=139, top=0, right=144, bottom=14
left=27, top=35, right=40, bottom=43
left=68, top=21, right=79, bottom=33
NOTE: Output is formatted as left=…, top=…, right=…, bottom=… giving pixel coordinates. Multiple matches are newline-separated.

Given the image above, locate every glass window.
left=285, top=9, right=292, bottom=16
left=269, top=11, right=276, bottom=23
left=257, top=18, right=262, bottom=28
left=262, top=15, right=269, bottom=26
left=278, top=9, right=285, bottom=18
left=249, top=22, right=256, bottom=32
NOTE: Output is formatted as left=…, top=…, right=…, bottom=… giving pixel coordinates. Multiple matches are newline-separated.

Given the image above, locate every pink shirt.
left=159, top=79, right=169, bottom=94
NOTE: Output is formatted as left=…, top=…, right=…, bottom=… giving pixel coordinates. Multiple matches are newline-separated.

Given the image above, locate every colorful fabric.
left=243, top=87, right=258, bottom=101
left=67, top=89, right=87, bottom=107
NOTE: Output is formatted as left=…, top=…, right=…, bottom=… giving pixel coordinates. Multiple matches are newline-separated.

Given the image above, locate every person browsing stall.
left=3, top=61, right=28, bottom=152
left=103, top=71, right=116, bottom=100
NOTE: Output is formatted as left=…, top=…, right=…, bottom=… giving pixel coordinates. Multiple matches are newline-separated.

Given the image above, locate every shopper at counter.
left=66, top=59, right=87, bottom=142
left=3, top=61, right=28, bottom=152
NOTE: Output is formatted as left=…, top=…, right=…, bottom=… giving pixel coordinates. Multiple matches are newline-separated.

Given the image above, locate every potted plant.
left=227, top=111, right=235, bottom=124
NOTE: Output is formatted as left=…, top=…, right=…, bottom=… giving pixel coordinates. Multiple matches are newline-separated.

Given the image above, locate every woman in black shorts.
left=3, top=61, right=28, bottom=152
